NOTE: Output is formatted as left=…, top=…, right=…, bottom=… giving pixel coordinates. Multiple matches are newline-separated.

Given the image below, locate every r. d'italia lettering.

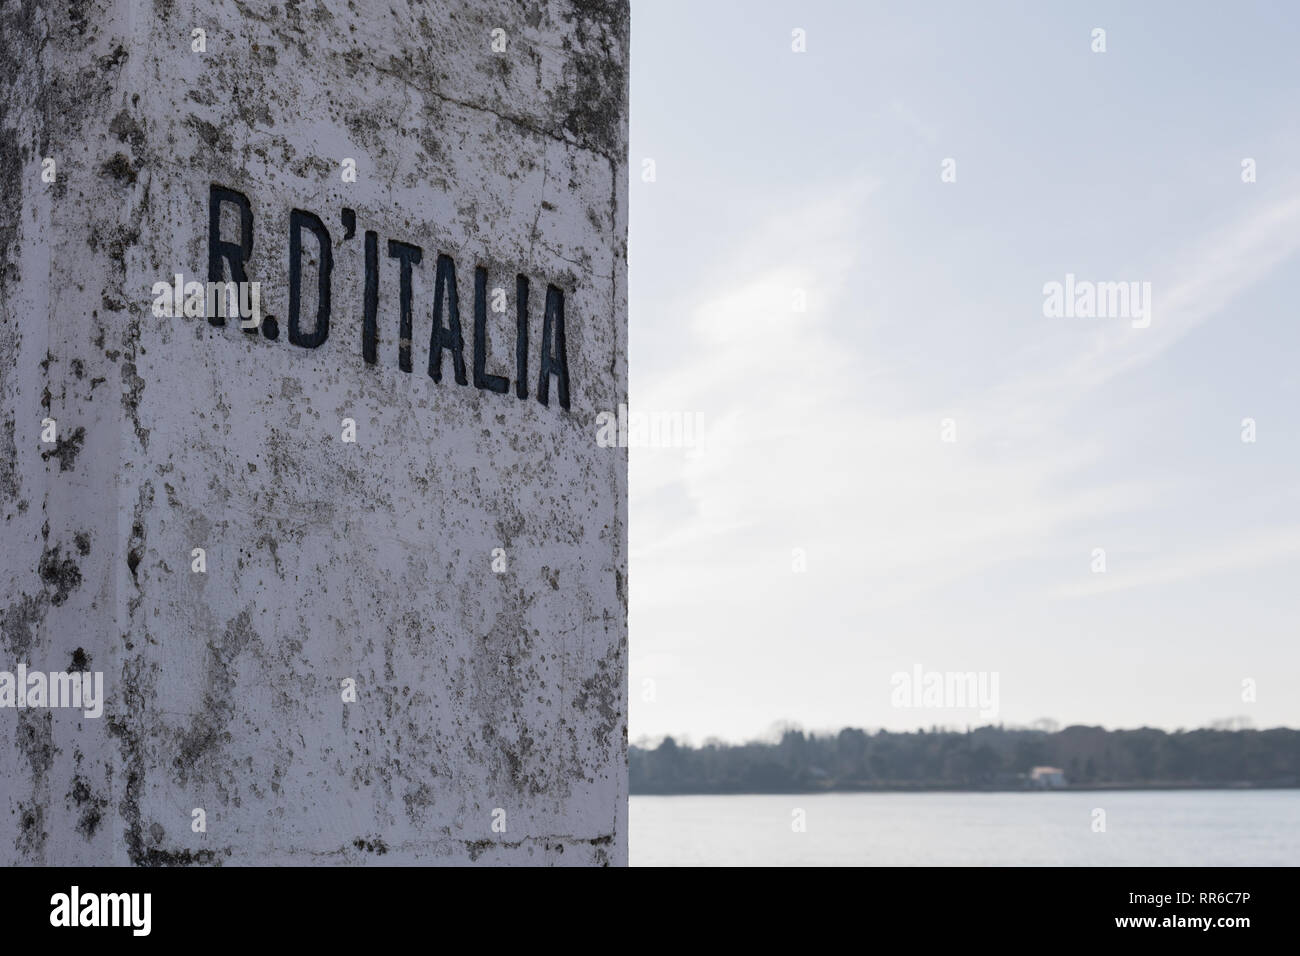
left=204, top=183, right=573, bottom=411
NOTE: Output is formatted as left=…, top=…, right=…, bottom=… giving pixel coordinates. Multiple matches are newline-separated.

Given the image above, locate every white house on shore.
left=1030, top=767, right=1068, bottom=788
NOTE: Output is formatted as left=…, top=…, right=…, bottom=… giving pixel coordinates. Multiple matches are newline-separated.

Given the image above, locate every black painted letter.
left=363, top=231, right=379, bottom=364
left=429, top=254, right=468, bottom=385
left=472, top=267, right=509, bottom=394
left=536, top=284, right=570, bottom=410
left=515, top=275, right=529, bottom=400
left=387, top=240, right=422, bottom=372
left=288, top=209, right=333, bottom=348
left=207, top=185, right=253, bottom=330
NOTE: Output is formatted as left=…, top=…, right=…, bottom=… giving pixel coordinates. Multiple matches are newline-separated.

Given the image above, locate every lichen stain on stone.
left=40, top=425, right=85, bottom=472
left=120, top=355, right=150, bottom=450
left=16, top=802, right=46, bottom=860
left=125, top=483, right=153, bottom=601
left=38, top=545, right=82, bottom=606
left=70, top=775, right=109, bottom=840
left=352, top=836, right=389, bottom=855
left=187, top=114, right=228, bottom=152
left=573, top=641, right=621, bottom=749
left=109, top=109, right=146, bottom=149
left=550, top=0, right=629, bottom=158
left=17, top=710, right=54, bottom=778
left=172, top=608, right=259, bottom=785
left=0, top=127, right=23, bottom=292
left=0, top=594, right=45, bottom=658
left=100, top=151, right=138, bottom=184
left=255, top=532, right=285, bottom=578
left=13, top=709, right=55, bottom=859
left=402, top=781, right=435, bottom=824
left=0, top=412, right=18, bottom=504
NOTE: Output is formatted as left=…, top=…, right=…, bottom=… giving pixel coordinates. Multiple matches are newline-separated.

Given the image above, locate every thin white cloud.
left=1022, top=188, right=1300, bottom=396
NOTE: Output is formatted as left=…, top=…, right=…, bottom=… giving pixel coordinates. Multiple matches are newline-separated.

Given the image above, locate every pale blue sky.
left=627, top=0, right=1300, bottom=743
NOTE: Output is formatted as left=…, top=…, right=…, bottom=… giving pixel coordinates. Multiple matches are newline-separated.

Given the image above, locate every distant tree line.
left=629, top=726, right=1300, bottom=793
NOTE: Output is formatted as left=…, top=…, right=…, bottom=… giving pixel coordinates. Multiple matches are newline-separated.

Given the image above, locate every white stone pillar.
left=0, top=0, right=628, bottom=866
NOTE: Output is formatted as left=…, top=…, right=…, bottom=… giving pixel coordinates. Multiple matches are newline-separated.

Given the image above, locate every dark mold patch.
left=550, top=0, right=629, bottom=158
left=38, top=546, right=82, bottom=606
left=352, top=836, right=389, bottom=855
left=0, top=413, right=17, bottom=503
left=96, top=44, right=127, bottom=71
left=40, top=425, right=85, bottom=472
left=108, top=668, right=229, bottom=866
left=0, top=128, right=21, bottom=291
left=172, top=608, right=257, bottom=782
left=17, top=710, right=54, bottom=776
left=125, top=484, right=152, bottom=590
left=1, top=594, right=45, bottom=657
left=70, top=776, right=109, bottom=840
left=135, top=846, right=218, bottom=866
left=126, top=522, right=143, bottom=580
left=187, top=114, right=228, bottom=152
left=402, top=782, right=434, bottom=824
left=14, top=709, right=54, bottom=859
left=16, top=803, right=45, bottom=860
left=100, top=151, right=137, bottom=184
left=120, top=344, right=149, bottom=450
left=108, top=109, right=145, bottom=149
left=573, top=644, right=621, bottom=748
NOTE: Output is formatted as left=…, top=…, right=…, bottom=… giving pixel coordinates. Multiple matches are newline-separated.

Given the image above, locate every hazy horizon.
left=631, top=717, right=1285, bottom=751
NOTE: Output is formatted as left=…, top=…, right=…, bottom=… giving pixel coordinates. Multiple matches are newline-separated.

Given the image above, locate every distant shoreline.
left=631, top=783, right=1300, bottom=795
left=630, top=726, right=1300, bottom=796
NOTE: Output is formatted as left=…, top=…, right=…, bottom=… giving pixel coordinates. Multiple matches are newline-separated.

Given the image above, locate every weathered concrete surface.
left=0, top=0, right=628, bottom=865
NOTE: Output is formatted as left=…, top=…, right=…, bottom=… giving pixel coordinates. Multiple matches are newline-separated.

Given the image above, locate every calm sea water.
left=630, top=791, right=1300, bottom=866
